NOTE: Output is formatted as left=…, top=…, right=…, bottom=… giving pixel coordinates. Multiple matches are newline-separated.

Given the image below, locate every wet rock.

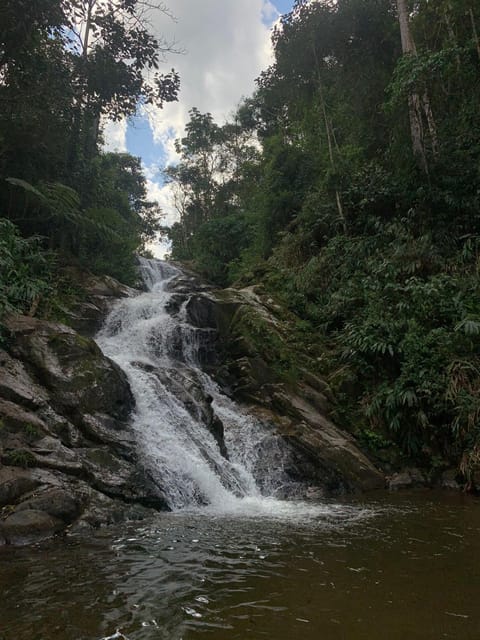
left=0, top=308, right=168, bottom=545
left=0, top=509, right=64, bottom=545
left=48, top=268, right=139, bottom=336
left=0, top=467, right=40, bottom=508
left=438, top=469, right=463, bottom=491
left=165, top=270, right=214, bottom=295
left=250, top=402, right=383, bottom=494
left=165, top=293, right=186, bottom=316
left=14, top=488, right=82, bottom=523
left=71, top=489, right=155, bottom=532
left=0, top=349, right=49, bottom=409
left=83, top=274, right=138, bottom=299
left=79, top=413, right=136, bottom=456
left=440, top=469, right=461, bottom=490
left=209, top=286, right=385, bottom=494
left=0, top=397, right=50, bottom=437
left=185, top=295, right=217, bottom=328
left=62, top=301, right=106, bottom=336
left=388, top=468, right=426, bottom=490
left=4, top=314, right=134, bottom=419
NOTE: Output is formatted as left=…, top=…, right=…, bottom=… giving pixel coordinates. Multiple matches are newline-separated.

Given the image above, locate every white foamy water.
left=96, top=258, right=371, bottom=521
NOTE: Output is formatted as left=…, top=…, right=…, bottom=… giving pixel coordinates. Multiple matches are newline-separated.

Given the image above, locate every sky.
left=103, top=0, right=294, bottom=256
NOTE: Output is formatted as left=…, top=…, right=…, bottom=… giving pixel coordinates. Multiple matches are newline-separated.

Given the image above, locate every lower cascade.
left=96, top=258, right=307, bottom=516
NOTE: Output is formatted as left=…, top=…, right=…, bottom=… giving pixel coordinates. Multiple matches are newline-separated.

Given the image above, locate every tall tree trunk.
left=396, top=0, right=427, bottom=170
left=83, top=0, right=95, bottom=57
left=443, top=6, right=461, bottom=69
left=69, top=1, right=98, bottom=174
left=312, top=44, right=346, bottom=231
left=469, top=7, right=480, bottom=62
left=396, top=0, right=438, bottom=170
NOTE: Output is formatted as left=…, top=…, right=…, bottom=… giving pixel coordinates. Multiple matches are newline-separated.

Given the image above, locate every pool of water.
left=0, top=491, right=478, bottom=640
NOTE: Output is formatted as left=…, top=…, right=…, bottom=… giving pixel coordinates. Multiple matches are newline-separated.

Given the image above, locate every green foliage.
left=0, top=0, right=176, bottom=291
left=189, top=214, right=256, bottom=286
left=0, top=218, right=53, bottom=323
left=3, top=151, right=160, bottom=285
left=25, top=423, right=39, bottom=439
left=4, top=449, right=36, bottom=468
left=2, top=0, right=480, bottom=482
left=232, top=305, right=299, bottom=382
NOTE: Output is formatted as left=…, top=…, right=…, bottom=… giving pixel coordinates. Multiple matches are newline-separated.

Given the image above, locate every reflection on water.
left=0, top=491, right=478, bottom=640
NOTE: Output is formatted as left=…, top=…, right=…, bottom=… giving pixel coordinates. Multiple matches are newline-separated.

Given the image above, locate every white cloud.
left=102, top=118, right=127, bottom=153
left=145, top=0, right=277, bottom=165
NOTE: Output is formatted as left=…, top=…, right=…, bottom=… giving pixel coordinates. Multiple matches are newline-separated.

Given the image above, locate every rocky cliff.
left=185, top=280, right=384, bottom=494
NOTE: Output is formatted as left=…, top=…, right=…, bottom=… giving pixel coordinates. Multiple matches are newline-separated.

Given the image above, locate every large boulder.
left=0, top=509, right=65, bottom=546
left=0, top=313, right=166, bottom=546
left=4, top=315, right=133, bottom=419
left=208, top=286, right=385, bottom=493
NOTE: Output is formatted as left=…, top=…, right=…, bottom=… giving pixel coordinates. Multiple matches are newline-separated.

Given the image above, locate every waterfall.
left=96, top=258, right=302, bottom=514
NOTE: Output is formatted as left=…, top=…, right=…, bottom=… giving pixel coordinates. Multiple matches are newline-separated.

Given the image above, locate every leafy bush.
left=0, top=218, right=53, bottom=323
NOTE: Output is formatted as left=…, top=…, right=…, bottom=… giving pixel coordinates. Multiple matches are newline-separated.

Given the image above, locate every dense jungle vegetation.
left=1, top=0, right=480, bottom=482
left=166, top=0, right=480, bottom=481
left=0, top=0, right=179, bottom=315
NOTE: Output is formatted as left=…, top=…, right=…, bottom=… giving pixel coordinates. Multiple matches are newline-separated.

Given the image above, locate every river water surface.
left=1, top=491, right=478, bottom=640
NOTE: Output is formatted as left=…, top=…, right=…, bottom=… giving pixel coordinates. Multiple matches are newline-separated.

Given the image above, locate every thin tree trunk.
left=83, top=0, right=95, bottom=57
left=69, top=1, right=97, bottom=172
left=421, top=91, right=438, bottom=156
left=444, top=7, right=461, bottom=69
left=408, top=93, right=427, bottom=171
left=320, top=84, right=346, bottom=231
left=312, top=44, right=346, bottom=231
left=469, top=7, right=480, bottom=62
left=397, top=0, right=416, bottom=54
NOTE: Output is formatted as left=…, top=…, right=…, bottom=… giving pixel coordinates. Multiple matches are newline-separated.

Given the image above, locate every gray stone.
left=0, top=467, right=40, bottom=508
left=0, top=509, right=64, bottom=545
left=14, top=488, right=82, bottom=523
left=388, top=468, right=426, bottom=490
left=207, top=285, right=384, bottom=493
left=0, top=349, right=49, bottom=409
left=441, top=469, right=461, bottom=490
left=4, top=314, right=134, bottom=419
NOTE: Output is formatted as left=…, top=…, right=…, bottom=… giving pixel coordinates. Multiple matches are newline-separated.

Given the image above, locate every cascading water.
left=96, top=258, right=324, bottom=518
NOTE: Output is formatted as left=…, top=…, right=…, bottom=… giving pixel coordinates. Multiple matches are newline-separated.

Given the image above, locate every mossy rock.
left=4, top=314, right=134, bottom=419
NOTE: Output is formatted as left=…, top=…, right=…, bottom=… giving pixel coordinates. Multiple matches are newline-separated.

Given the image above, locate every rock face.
left=59, top=269, right=139, bottom=336
left=0, top=312, right=167, bottom=546
left=203, top=285, right=385, bottom=493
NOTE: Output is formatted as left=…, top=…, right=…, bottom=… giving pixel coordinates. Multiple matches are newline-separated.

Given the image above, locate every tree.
left=63, top=0, right=180, bottom=168
left=0, top=0, right=65, bottom=70
left=0, top=0, right=180, bottom=184
left=396, top=0, right=437, bottom=171
left=165, top=107, right=260, bottom=258
left=0, top=0, right=178, bottom=273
